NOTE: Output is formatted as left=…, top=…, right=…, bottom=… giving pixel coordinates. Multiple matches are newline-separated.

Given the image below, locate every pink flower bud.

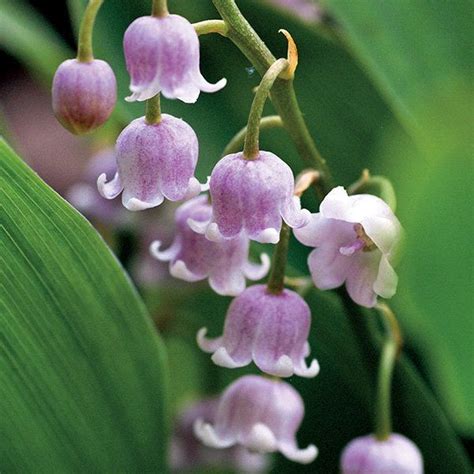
left=52, top=59, right=116, bottom=134
left=150, top=195, right=270, bottom=296
left=194, top=375, right=318, bottom=464
left=294, top=186, right=402, bottom=307
left=124, top=15, right=226, bottom=103
left=189, top=151, right=310, bottom=244
left=97, top=114, right=205, bottom=211
left=340, top=433, right=423, bottom=473
left=197, top=284, right=319, bottom=378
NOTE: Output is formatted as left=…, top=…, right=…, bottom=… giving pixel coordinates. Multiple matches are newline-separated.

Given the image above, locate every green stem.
left=77, top=0, right=104, bottom=62
left=145, top=94, right=161, bottom=124
left=194, top=19, right=229, bottom=36
left=222, top=115, right=283, bottom=156
left=348, top=170, right=397, bottom=211
left=244, top=59, right=289, bottom=159
left=267, top=223, right=290, bottom=294
left=374, top=303, right=402, bottom=440
left=151, top=0, right=168, bottom=17
left=212, top=0, right=334, bottom=197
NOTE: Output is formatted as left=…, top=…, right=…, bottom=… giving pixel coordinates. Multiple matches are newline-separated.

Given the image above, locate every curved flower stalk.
left=340, top=433, right=423, bottom=473
left=124, top=14, right=226, bottom=103
left=97, top=114, right=205, bottom=211
left=150, top=196, right=270, bottom=296
left=194, top=375, right=318, bottom=464
left=189, top=151, right=310, bottom=244
left=197, top=284, right=319, bottom=377
left=171, top=398, right=268, bottom=472
left=294, top=186, right=402, bottom=307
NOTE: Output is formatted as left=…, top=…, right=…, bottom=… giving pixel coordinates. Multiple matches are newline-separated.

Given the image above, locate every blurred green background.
left=0, top=0, right=472, bottom=472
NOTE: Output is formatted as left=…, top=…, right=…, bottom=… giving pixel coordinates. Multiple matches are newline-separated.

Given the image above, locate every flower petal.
left=345, top=251, right=380, bottom=307
left=193, top=419, right=235, bottom=449
left=97, top=171, right=123, bottom=199
left=279, top=442, right=318, bottom=464
left=307, top=246, right=353, bottom=290
left=243, top=253, right=271, bottom=281
left=196, top=327, right=223, bottom=353
left=374, top=256, right=398, bottom=299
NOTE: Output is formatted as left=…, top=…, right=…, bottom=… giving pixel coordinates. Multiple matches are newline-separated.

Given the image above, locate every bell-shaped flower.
left=294, top=186, right=402, bottom=307
left=189, top=151, right=310, bottom=244
left=194, top=375, right=318, bottom=464
left=52, top=59, right=116, bottom=134
left=197, top=284, right=319, bottom=377
left=150, top=195, right=270, bottom=296
left=97, top=114, right=204, bottom=211
left=124, top=15, right=226, bottom=103
left=340, top=433, right=423, bottom=474
left=171, top=398, right=268, bottom=472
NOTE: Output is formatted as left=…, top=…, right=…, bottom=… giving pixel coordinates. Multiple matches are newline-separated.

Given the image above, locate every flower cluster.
left=53, top=1, right=416, bottom=470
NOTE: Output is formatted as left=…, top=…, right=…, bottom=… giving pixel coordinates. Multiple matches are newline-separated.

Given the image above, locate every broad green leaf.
left=0, top=0, right=71, bottom=82
left=0, top=139, right=169, bottom=472
left=320, top=0, right=472, bottom=140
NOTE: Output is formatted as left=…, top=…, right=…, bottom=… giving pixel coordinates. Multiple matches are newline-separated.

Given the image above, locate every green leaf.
left=320, top=0, right=472, bottom=140
left=0, top=139, right=169, bottom=472
left=0, top=0, right=72, bottom=83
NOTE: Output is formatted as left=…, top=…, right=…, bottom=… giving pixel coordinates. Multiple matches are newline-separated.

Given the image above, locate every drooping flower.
left=294, top=186, right=402, bottom=307
left=194, top=375, right=318, bottom=464
left=197, top=284, right=319, bottom=377
left=171, top=398, right=268, bottom=472
left=340, top=433, right=423, bottom=474
left=52, top=59, right=116, bottom=134
left=189, top=151, right=310, bottom=244
left=150, top=196, right=269, bottom=296
left=97, top=114, right=204, bottom=211
left=124, top=15, right=226, bottom=103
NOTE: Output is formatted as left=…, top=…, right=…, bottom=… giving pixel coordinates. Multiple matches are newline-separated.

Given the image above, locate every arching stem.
left=222, top=115, right=283, bottom=156
left=194, top=19, right=229, bottom=36
left=374, top=302, right=403, bottom=440
left=243, top=58, right=289, bottom=159
left=77, top=0, right=104, bottom=62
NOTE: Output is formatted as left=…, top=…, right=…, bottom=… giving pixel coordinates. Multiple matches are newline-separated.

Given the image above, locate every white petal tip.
left=97, top=172, right=122, bottom=200
left=281, top=444, right=318, bottom=464
left=196, top=327, right=223, bottom=353
left=255, top=228, right=280, bottom=244
left=149, top=241, right=163, bottom=259
left=246, top=423, right=277, bottom=453
left=271, top=355, right=295, bottom=377
left=193, top=419, right=232, bottom=449
left=297, top=358, right=320, bottom=378
left=244, top=253, right=271, bottom=281
left=205, top=222, right=224, bottom=242
left=124, top=197, right=154, bottom=211
left=211, top=346, right=241, bottom=369
left=187, top=217, right=208, bottom=235
left=169, top=260, right=201, bottom=282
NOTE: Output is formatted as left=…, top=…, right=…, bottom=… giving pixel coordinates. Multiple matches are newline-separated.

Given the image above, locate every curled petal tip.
left=196, top=327, right=222, bottom=353
left=97, top=172, right=122, bottom=199
left=255, top=228, right=280, bottom=244
left=185, top=177, right=204, bottom=199
left=205, top=222, right=224, bottom=242
left=170, top=260, right=201, bottom=282
left=211, top=346, right=241, bottom=369
left=123, top=196, right=163, bottom=211
left=198, top=75, right=227, bottom=93
left=194, top=419, right=233, bottom=449
left=186, top=217, right=208, bottom=235
left=280, top=443, right=318, bottom=464
left=272, top=354, right=295, bottom=377
left=247, top=423, right=278, bottom=453
left=243, top=253, right=271, bottom=280
left=296, top=358, right=320, bottom=378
